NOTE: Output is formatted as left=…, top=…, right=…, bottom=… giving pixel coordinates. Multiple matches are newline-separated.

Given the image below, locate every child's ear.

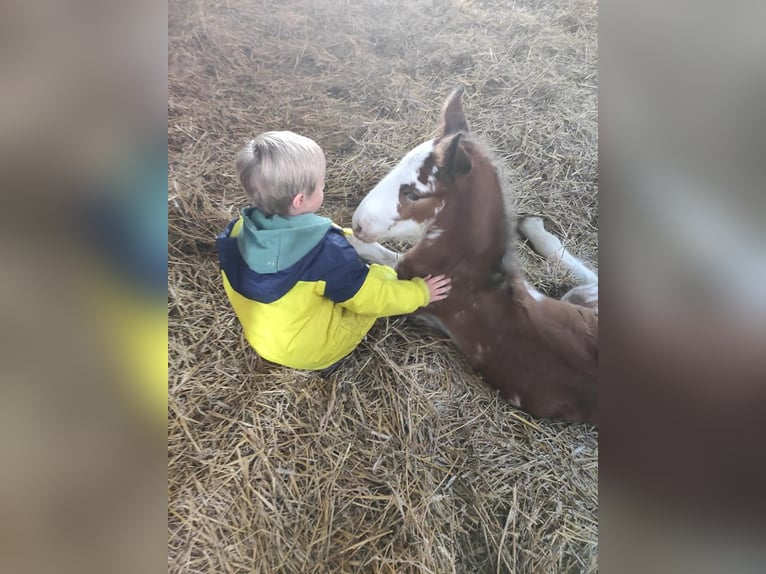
left=292, top=193, right=305, bottom=210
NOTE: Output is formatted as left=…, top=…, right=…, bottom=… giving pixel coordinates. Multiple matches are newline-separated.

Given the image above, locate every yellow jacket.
left=216, top=208, right=430, bottom=370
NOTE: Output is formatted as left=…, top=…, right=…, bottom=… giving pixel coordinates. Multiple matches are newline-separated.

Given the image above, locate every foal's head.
left=352, top=88, right=508, bottom=256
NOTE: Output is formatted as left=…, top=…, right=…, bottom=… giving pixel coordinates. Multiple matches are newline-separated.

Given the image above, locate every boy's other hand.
left=423, top=274, right=452, bottom=303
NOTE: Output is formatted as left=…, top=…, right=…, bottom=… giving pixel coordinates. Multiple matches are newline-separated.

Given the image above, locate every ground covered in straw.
left=169, top=0, right=598, bottom=571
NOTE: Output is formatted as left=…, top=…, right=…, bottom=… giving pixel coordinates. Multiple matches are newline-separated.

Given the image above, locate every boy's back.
left=217, top=131, right=450, bottom=370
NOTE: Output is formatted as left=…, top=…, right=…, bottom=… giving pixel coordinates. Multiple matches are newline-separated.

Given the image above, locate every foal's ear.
left=441, top=132, right=471, bottom=178
left=439, top=86, right=468, bottom=136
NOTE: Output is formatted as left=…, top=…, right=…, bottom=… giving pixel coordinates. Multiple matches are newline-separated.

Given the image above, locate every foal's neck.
left=407, top=155, right=512, bottom=285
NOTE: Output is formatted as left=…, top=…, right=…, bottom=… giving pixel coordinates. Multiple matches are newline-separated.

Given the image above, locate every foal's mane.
left=449, top=133, right=521, bottom=283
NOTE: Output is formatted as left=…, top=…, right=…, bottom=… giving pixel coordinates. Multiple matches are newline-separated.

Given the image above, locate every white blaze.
left=352, top=139, right=436, bottom=242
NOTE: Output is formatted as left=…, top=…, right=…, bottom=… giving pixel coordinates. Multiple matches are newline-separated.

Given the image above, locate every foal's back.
left=445, top=279, right=598, bottom=425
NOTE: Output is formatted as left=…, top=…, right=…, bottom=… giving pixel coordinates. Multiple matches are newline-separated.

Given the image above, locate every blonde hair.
left=235, top=131, right=326, bottom=215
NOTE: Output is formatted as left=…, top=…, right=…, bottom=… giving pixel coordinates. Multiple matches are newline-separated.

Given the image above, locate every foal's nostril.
left=352, top=222, right=362, bottom=235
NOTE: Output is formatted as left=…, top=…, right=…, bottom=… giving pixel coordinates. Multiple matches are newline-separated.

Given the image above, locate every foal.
left=351, top=88, right=598, bottom=425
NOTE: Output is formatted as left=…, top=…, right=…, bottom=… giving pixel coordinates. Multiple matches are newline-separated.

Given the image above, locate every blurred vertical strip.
left=0, top=0, right=167, bottom=573
left=601, top=0, right=766, bottom=571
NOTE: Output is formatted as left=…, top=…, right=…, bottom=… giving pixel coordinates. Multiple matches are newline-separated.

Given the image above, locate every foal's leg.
left=345, top=234, right=400, bottom=268
left=518, top=216, right=598, bottom=307
left=519, top=217, right=597, bottom=283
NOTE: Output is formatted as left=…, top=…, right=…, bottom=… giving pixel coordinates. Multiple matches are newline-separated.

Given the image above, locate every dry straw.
left=169, top=0, right=598, bottom=571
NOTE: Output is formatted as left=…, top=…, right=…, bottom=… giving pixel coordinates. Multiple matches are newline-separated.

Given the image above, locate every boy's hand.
left=423, top=274, right=452, bottom=303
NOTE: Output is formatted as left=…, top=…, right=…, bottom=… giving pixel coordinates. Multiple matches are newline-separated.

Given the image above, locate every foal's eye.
left=404, top=190, right=421, bottom=202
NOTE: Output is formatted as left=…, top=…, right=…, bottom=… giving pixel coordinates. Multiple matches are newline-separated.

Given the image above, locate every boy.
left=216, top=131, right=451, bottom=371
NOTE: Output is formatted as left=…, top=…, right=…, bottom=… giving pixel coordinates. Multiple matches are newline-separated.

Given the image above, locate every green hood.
left=236, top=207, right=332, bottom=273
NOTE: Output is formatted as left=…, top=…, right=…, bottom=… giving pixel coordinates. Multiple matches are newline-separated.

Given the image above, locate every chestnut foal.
left=350, top=88, right=598, bottom=425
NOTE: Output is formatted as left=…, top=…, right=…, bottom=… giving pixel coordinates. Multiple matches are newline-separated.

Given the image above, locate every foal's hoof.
left=518, top=216, right=546, bottom=239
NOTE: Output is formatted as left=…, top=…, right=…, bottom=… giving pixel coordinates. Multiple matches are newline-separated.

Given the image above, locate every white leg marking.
left=519, top=217, right=597, bottom=285
left=562, top=283, right=599, bottom=309
left=346, top=235, right=400, bottom=267
left=524, top=280, right=546, bottom=301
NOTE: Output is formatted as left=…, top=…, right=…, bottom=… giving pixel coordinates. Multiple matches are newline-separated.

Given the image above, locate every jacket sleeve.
left=338, top=263, right=430, bottom=317
left=319, top=231, right=429, bottom=317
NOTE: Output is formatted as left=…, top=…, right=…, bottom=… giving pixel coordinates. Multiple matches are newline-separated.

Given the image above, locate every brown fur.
left=396, top=89, right=598, bottom=425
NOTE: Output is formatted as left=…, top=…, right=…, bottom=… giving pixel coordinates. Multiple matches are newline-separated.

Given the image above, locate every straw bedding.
left=169, top=0, right=598, bottom=571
